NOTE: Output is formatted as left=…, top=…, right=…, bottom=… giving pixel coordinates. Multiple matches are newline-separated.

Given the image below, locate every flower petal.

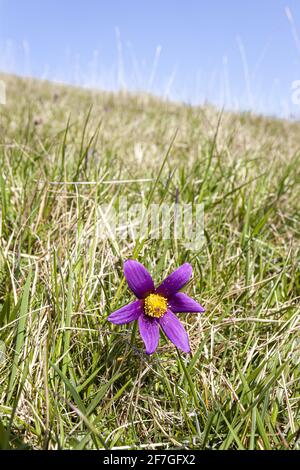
left=168, top=292, right=205, bottom=313
left=124, top=260, right=155, bottom=299
left=138, top=313, right=159, bottom=355
left=156, top=263, right=193, bottom=298
left=108, top=300, right=143, bottom=324
left=159, top=309, right=190, bottom=353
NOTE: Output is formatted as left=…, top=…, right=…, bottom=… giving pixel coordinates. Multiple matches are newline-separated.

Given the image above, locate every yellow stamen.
left=144, top=293, right=167, bottom=318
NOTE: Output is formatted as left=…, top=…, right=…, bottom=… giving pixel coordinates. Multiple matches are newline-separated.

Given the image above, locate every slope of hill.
left=0, top=73, right=299, bottom=449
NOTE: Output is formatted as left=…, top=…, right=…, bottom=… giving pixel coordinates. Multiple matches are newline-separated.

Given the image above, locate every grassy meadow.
left=0, top=73, right=299, bottom=449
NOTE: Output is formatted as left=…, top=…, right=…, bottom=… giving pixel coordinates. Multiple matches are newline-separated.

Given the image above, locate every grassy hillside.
left=0, top=73, right=299, bottom=450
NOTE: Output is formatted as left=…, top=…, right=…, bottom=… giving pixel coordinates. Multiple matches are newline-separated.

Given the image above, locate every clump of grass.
left=0, top=73, right=299, bottom=450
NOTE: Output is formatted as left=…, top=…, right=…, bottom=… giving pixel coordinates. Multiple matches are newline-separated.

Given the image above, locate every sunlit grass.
left=0, top=73, right=299, bottom=450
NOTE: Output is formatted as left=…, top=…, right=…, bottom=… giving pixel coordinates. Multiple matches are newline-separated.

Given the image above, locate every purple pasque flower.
left=108, top=260, right=205, bottom=355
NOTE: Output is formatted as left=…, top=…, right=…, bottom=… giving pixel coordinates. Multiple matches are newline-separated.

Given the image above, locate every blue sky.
left=0, top=0, right=300, bottom=117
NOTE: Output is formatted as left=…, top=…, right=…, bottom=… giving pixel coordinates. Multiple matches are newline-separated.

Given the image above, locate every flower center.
left=144, top=293, right=168, bottom=318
